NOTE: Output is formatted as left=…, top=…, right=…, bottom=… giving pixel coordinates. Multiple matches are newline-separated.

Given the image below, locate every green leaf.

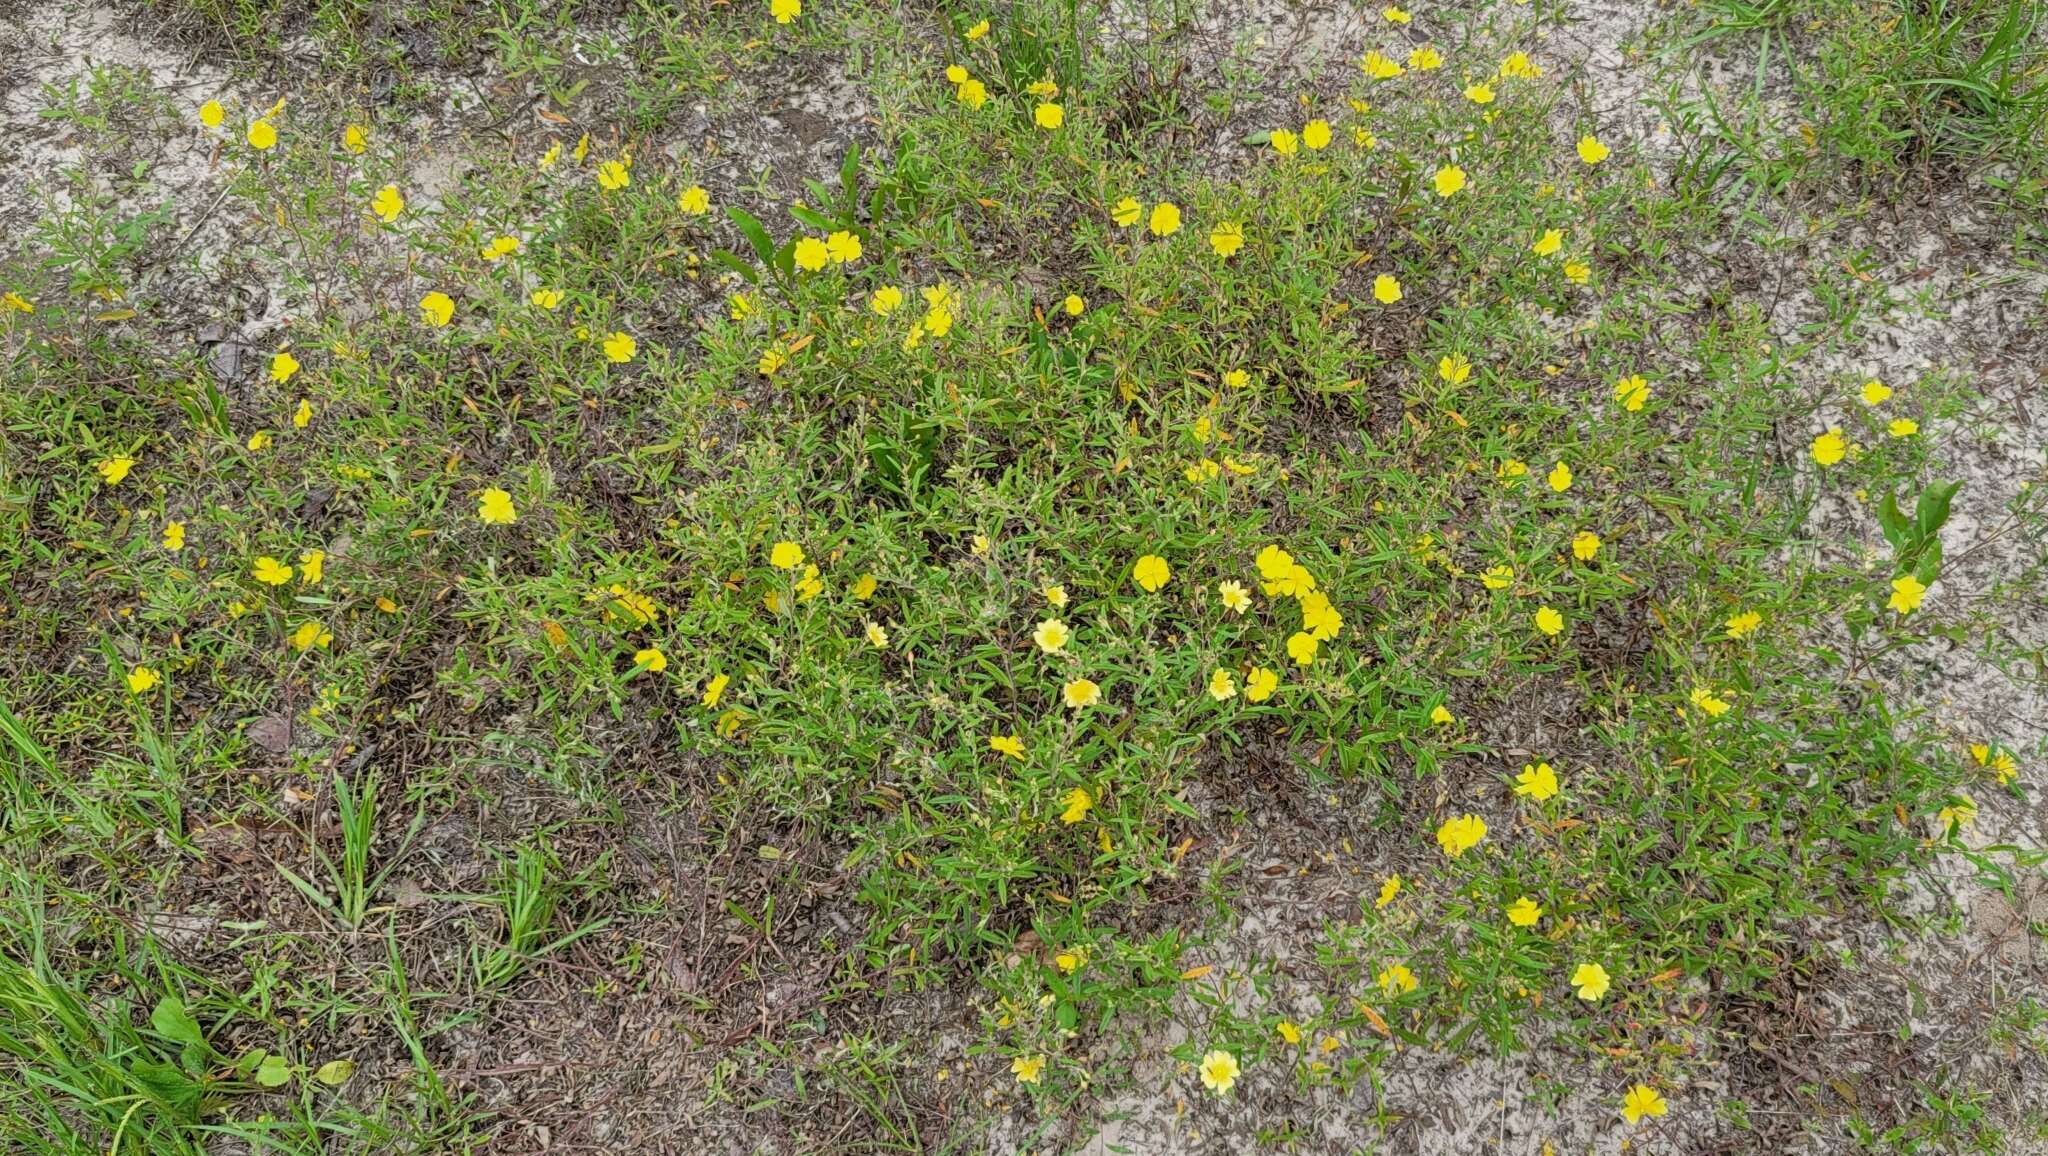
left=789, top=204, right=836, bottom=233
left=255, top=1053, right=292, bottom=1087
left=709, top=248, right=760, bottom=283
left=150, top=996, right=204, bottom=1049
left=1913, top=538, right=1943, bottom=587
left=313, top=1058, right=357, bottom=1086
left=1876, top=492, right=1911, bottom=550
left=1915, top=479, right=1961, bottom=537
left=839, top=142, right=862, bottom=211
left=726, top=206, right=777, bottom=264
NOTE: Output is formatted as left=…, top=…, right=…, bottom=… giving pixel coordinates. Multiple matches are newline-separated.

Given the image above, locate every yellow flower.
left=1887, top=574, right=1927, bottom=614
left=1463, top=83, right=1495, bottom=104
left=1285, top=631, right=1319, bottom=666
left=1725, top=610, right=1763, bottom=638
left=1500, top=51, right=1541, bottom=79
left=1433, top=164, right=1467, bottom=196
left=1302, top=119, right=1331, bottom=150
left=1382, top=5, right=1410, bottom=22
left=1059, top=787, right=1092, bottom=823
left=1277, top=1020, right=1302, bottom=1044
left=1026, top=78, right=1059, bottom=98
left=1622, top=1085, right=1668, bottom=1124
left=1208, top=669, right=1237, bottom=701
left=596, top=161, right=630, bottom=190
left=293, top=398, right=313, bottom=429
left=730, top=292, right=755, bottom=320
left=1372, top=274, right=1403, bottom=304
left=1507, top=897, right=1543, bottom=927
left=1572, top=531, right=1600, bottom=561
left=965, top=18, right=988, bottom=38
left=1112, top=196, right=1142, bottom=227
left=126, top=666, right=161, bottom=694
left=1547, top=461, right=1573, bottom=492
left=290, top=621, right=333, bottom=651
left=1217, top=580, right=1251, bottom=613
left=1148, top=202, right=1181, bottom=237
left=247, top=119, right=277, bottom=150
left=1515, top=761, right=1559, bottom=800
left=1063, top=294, right=1084, bottom=315
left=1689, top=686, right=1732, bottom=717
left=1, top=292, right=32, bottom=313
left=252, top=556, right=294, bottom=586
left=675, top=184, right=711, bottom=215
left=1010, top=1055, right=1045, bottom=1084
left=538, top=141, right=562, bottom=169
left=1860, top=379, right=1893, bottom=405
left=1408, top=45, right=1442, bottom=70
left=1198, top=1049, right=1240, bottom=1095
left=1533, top=228, right=1564, bottom=256
left=478, top=488, right=518, bottom=524
left=870, top=286, right=903, bottom=315
left=1209, top=221, right=1244, bottom=258
left=770, top=541, right=805, bottom=569
left=1481, top=565, right=1514, bottom=591
left=419, top=291, right=454, bottom=327
left=1435, top=814, right=1487, bottom=857
left=1062, top=678, right=1101, bottom=709
left=95, top=456, right=136, bottom=485
left=971, top=533, right=990, bottom=555
left=1535, top=606, right=1565, bottom=636
left=531, top=288, right=563, bottom=310
left=198, top=99, right=225, bottom=127
left=865, top=622, right=889, bottom=649
left=826, top=230, right=863, bottom=264
left=1576, top=134, right=1610, bottom=164
left=1360, top=50, right=1404, bottom=79
left=1054, top=948, right=1086, bottom=974
left=1224, top=368, right=1250, bottom=389
left=1939, top=793, right=1977, bottom=832
left=266, top=351, right=300, bottom=384
left=1043, top=585, right=1068, bottom=608
left=1375, top=874, right=1401, bottom=907
left=1571, top=962, right=1611, bottom=1000
left=1888, top=418, right=1918, bottom=438
left=793, top=236, right=829, bottom=271
left=344, top=124, right=367, bottom=153
left=631, top=646, right=667, bottom=673
left=1033, top=618, right=1070, bottom=654
left=298, top=549, right=324, bottom=584
left=481, top=235, right=521, bottom=261
left=1613, top=374, right=1649, bottom=412
left=1429, top=705, right=1455, bottom=725
left=990, top=734, right=1025, bottom=761
left=246, top=430, right=273, bottom=452
left=1563, top=260, right=1591, bottom=284
left=603, top=331, right=637, bottom=363
left=1438, top=353, right=1472, bottom=384
left=1033, top=102, right=1064, bottom=129
left=1499, top=458, right=1528, bottom=481
left=162, top=521, right=186, bottom=551
left=1376, top=964, right=1418, bottom=994
left=1270, top=128, right=1299, bottom=156
left=1131, top=554, right=1171, bottom=592
left=1300, top=591, right=1343, bottom=641
left=852, top=573, right=878, bottom=600
left=701, top=673, right=731, bottom=707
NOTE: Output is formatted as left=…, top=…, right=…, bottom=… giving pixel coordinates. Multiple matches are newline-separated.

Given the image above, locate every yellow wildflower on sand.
left=1514, top=762, right=1559, bottom=800
left=1033, top=618, right=1070, bottom=654
left=1198, top=1050, right=1240, bottom=1095
left=1576, top=134, right=1610, bottom=164
left=252, top=556, right=294, bottom=586
left=1433, top=164, right=1467, bottom=196
left=1887, top=574, right=1927, bottom=614
left=1435, top=814, right=1487, bottom=857
left=1059, top=787, right=1092, bottom=823
left=1535, top=606, right=1565, bottom=636
left=1571, top=962, right=1611, bottom=1000
left=1621, top=1085, right=1668, bottom=1124
left=1508, top=897, right=1543, bottom=927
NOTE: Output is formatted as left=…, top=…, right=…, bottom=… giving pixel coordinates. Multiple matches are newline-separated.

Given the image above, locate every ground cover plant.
left=2, top=0, right=2044, bottom=1152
